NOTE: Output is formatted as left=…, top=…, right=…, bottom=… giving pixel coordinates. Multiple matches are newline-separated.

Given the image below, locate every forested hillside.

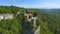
left=0, top=6, right=60, bottom=34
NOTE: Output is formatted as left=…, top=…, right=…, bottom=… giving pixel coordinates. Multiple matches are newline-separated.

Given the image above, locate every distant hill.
left=0, top=6, right=60, bottom=34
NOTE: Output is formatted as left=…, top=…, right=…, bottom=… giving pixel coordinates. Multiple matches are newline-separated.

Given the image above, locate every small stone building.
left=24, top=10, right=33, bottom=19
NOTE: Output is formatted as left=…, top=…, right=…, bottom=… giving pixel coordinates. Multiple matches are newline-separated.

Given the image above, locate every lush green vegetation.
left=0, top=6, right=60, bottom=34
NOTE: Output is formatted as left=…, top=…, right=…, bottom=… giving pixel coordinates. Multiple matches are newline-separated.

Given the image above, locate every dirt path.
left=34, top=26, right=40, bottom=34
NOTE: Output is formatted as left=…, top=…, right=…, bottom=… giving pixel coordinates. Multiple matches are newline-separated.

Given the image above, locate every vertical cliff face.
left=21, top=18, right=34, bottom=34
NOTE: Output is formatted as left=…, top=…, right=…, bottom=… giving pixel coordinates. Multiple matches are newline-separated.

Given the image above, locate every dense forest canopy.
left=0, top=6, right=60, bottom=34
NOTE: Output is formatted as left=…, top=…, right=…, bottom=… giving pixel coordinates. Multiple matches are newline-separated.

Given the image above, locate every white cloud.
left=14, top=3, right=53, bottom=9
left=1, top=2, right=60, bottom=9
left=14, top=3, right=60, bottom=9
left=44, top=2, right=60, bottom=8
left=0, top=4, right=10, bottom=6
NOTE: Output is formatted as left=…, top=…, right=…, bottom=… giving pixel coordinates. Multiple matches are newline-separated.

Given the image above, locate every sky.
left=0, top=0, right=60, bottom=9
